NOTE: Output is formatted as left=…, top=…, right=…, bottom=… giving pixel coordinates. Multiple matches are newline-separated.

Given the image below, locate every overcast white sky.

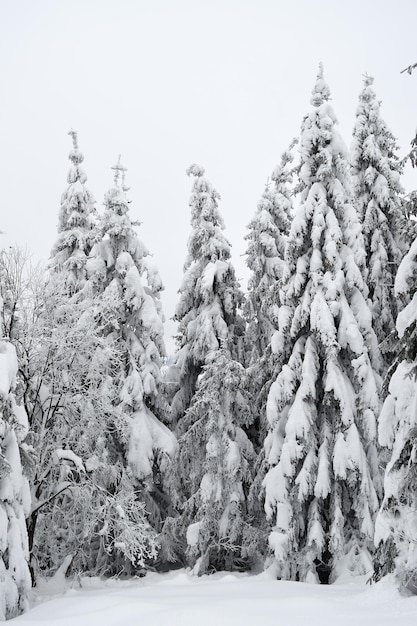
left=2, top=0, right=417, bottom=353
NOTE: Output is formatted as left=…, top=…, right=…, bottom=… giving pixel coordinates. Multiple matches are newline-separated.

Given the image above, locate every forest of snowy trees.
left=2, top=65, right=417, bottom=618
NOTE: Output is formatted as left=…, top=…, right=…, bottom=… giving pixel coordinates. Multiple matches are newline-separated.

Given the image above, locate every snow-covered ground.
left=11, top=570, right=417, bottom=625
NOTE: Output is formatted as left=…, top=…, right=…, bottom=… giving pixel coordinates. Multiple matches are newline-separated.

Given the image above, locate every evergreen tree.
left=243, top=144, right=297, bottom=552
left=49, top=130, right=96, bottom=295
left=163, top=348, right=255, bottom=574
left=245, top=141, right=296, bottom=364
left=244, top=143, right=297, bottom=449
left=170, top=165, right=244, bottom=427
left=351, top=76, right=404, bottom=371
left=0, top=300, right=31, bottom=618
left=86, top=159, right=175, bottom=533
left=375, top=236, right=417, bottom=590
left=263, top=66, right=382, bottom=583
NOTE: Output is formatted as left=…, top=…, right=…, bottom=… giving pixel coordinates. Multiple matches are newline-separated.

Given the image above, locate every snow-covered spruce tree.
left=49, top=130, right=96, bottom=295
left=263, top=66, right=382, bottom=583
left=86, top=158, right=175, bottom=536
left=0, top=299, right=31, bottom=618
left=245, top=141, right=296, bottom=365
left=374, top=237, right=417, bottom=590
left=164, top=347, right=256, bottom=574
left=244, top=142, right=297, bottom=452
left=351, top=75, right=405, bottom=371
left=243, top=144, right=297, bottom=551
left=170, top=165, right=245, bottom=427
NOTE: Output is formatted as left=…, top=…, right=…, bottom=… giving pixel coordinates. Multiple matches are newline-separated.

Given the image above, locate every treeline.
left=1, top=65, right=416, bottom=619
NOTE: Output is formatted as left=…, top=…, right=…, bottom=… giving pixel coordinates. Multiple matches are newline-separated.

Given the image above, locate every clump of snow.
left=186, top=522, right=200, bottom=547
left=55, top=449, right=85, bottom=473
left=127, top=405, right=177, bottom=479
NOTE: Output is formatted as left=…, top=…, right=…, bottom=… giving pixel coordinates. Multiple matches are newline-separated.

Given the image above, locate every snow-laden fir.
left=375, top=232, right=417, bottom=592
left=244, top=142, right=297, bottom=449
left=170, top=164, right=245, bottom=427
left=85, top=157, right=176, bottom=554
left=163, top=166, right=250, bottom=571
left=245, top=140, right=296, bottom=363
left=263, top=65, right=382, bottom=583
left=350, top=75, right=405, bottom=373
left=49, top=130, right=96, bottom=294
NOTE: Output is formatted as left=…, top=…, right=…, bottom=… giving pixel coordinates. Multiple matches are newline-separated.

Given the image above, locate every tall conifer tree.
left=244, top=143, right=297, bottom=454
left=263, top=66, right=382, bottom=583
left=245, top=143, right=295, bottom=364
left=163, top=166, right=250, bottom=570
left=49, top=130, right=96, bottom=294
left=86, top=159, right=175, bottom=532
left=170, top=165, right=244, bottom=427
left=351, top=76, right=404, bottom=371
left=244, top=145, right=297, bottom=549
left=375, top=236, right=417, bottom=589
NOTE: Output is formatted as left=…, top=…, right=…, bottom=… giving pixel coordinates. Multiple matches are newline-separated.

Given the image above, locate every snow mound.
left=13, top=570, right=417, bottom=626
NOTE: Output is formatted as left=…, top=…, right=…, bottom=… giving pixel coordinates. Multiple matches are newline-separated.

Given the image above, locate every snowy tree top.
left=49, top=129, right=96, bottom=287
left=184, top=167, right=229, bottom=266
left=356, top=75, right=378, bottom=109
left=111, top=155, right=128, bottom=187
left=351, top=73, right=404, bottom=218
left=310, top=63, right=331, bottom=107
left=68, top=128, right=84, bottom=165
left=362, top=74, right=374, bottom=88
left=69, top=128, right=78, bottom=149
left=186, top=164, right=205, bottom=177
left=101, top=159, right=131, bottom=217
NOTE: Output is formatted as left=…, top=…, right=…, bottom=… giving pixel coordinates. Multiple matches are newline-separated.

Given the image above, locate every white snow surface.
left=11, top=570, right=417, bottom=626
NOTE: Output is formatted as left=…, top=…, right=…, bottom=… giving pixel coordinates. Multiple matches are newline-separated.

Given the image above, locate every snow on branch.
left=55, top=448, right=85, bottom=473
